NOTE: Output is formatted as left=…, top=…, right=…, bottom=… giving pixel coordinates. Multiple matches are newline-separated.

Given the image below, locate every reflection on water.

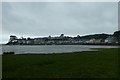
left=1, top=45, right=118, bottom=54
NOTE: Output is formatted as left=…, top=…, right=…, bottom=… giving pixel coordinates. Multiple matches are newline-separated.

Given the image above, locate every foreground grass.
left=2, top=48, right=119, bottom=78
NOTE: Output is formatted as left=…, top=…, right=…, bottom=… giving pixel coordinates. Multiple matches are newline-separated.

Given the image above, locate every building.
left=105, top=36, right=118, bottom=43
left=7, top=33, right=119, bottom=45
left=9, top=35, right=17, bottom=42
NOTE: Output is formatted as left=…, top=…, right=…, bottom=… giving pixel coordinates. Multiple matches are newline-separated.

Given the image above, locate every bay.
left=0, top=45, right=118, bottom=54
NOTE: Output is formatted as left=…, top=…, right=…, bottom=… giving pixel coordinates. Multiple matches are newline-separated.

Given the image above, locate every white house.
left=105, top=36, right=118, bottom=43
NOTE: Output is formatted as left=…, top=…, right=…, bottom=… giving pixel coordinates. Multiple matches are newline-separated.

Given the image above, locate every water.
left=0, top=45, right=119, bottom=54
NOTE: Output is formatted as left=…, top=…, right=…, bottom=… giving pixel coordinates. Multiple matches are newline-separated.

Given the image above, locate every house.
left=95, top=39, right=104, bottom=44
left=105, top=36, right=118, bottom=43
left=26, top=38, right=34, bottom=44
left=85, top=38, right=96, bottom=44
left=9, top=35, right=17, bottom=42
left=34, top=38, right=45, bottom=44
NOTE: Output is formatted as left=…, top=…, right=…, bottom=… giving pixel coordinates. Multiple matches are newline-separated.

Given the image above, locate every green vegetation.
left=2, top=48, right=119, bottom=78
left=80, top=33, right=110, bottom=40
left=0, top=55, right=2, bottom=79
left=113, top=30, right=120, bottom=44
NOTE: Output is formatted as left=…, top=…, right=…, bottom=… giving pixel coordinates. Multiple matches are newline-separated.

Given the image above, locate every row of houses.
left=85, top=36, right=118, bottom=44
left=7, top=34, right=118, bottom=45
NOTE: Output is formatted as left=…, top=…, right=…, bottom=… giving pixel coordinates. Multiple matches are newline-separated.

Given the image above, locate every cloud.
left=2, top=0, right=120, bottom=2
left=2, top=2, right=118, bottom=43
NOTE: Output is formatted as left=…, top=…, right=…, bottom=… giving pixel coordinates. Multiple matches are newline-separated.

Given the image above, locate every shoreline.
left=2, top=43, right=120, bottom=46
left=2, top=48, right=119, bottom=55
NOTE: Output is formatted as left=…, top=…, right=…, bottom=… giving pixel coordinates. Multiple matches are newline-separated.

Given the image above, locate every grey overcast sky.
left=1, top=2, right=118, bottom=43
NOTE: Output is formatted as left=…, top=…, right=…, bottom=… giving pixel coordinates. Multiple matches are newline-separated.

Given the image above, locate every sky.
left=1, top=2, right=118, bottom=44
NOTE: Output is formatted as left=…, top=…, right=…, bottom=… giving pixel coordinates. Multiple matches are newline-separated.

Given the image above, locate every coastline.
left=2, top=45, right=119, bottom=55
left=4, top=43, right=120, bottom=46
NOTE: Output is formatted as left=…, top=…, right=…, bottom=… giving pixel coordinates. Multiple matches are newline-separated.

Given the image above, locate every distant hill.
left=80, top=34, right=111, bottom=40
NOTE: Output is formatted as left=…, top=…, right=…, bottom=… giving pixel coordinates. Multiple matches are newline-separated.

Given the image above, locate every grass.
left=2, top=48, right=119, bottom=78
left=0, top=55, right=1, bottom=79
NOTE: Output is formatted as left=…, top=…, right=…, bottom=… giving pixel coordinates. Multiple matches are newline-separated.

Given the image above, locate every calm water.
left=0, top=45, right=118, bottom=54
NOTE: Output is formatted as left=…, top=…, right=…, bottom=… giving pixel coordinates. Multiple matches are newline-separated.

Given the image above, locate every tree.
left=113, top=30, right=120, bottom=44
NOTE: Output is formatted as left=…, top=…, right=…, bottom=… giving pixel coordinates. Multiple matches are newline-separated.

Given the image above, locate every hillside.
left=80, top=34, right=111, bottom=40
